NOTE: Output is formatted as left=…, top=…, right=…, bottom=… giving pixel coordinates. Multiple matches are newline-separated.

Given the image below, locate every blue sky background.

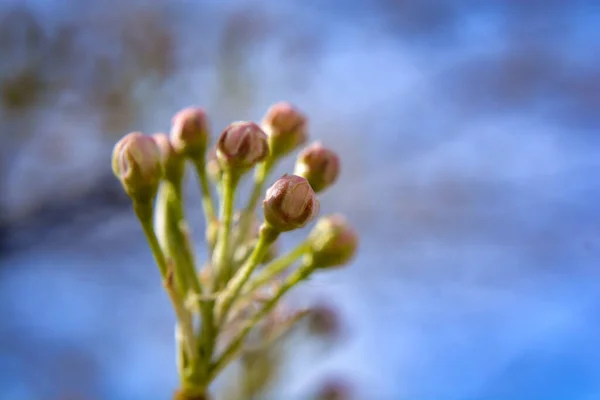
left=1, top=1, right=600, bottom=399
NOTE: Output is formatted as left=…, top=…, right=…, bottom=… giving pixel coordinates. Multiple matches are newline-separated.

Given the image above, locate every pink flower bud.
left=308, top=214, right=358, bottom=268
left=263, top=174, right=319, bottom=232
left=112, top=132, right=163, bottom=203
left=170, top=107, right=210, bottom=158
left=216, top=121, right=269, bottom=171
left=294, top=142, right=340, bottom=193
left=307, top=303, right=341, bottom=338
left=315, top=379, right=351, bottom=400
left=262, top=101, right=308, bottom=157
left=152, top=132, right=184, bottom=183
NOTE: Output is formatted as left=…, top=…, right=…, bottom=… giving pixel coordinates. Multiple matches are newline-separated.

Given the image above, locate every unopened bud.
left=315, top=379, right=351, bottom=400
left=112, top=132, right=163, bottom=203
left=216, top=121, right=269, bottom=172
left=152, top=133, right=184, bottom=183
left=262, top=101, right=308, bottom=158
left=308, top=214, right=358, bottom=268
left=170, top=107, right=210, bottom=159
left=263, top=174, right=319, bottom=232
left=294, top=142, right=340, bottom=193
left=307, top=303, right=340, bottom=338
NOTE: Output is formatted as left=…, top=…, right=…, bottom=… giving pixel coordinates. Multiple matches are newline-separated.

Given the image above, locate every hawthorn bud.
left=170, top=107, right=210, bottom=159
left=112, top=132, right=163, bottom=203
left=263, top=174, right=319, bottom=232
left=152, top=133, right=184, bottom=183
left=294, top=142, right=340, bottom=193
left=308, top=214, right=358, bottom=268
left=262, top=101, right=308, bottom=158
left=307, top=303, right=340, bottom=338
left=216, top=121, right=269, bottom=172
left=316, top=379, right=351, bottom=400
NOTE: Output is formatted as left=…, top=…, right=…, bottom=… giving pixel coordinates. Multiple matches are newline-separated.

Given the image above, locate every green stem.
left=155, top=181, right=201, bottom=297
left=192, top=157, right=216, bottom=225
left=242, top=239, right=311, bottom=296
left=209, top=260, right=316, bottom=380
left=235, top=158, right=275, bottom=246
left=216, top=225, right=279, bottom=327
left=173, top=387, right=211, bottom=400
left=199, top=298, right=216, bottom=384
left=134, top=201, right=197, bottom=358
left=213, top=171, right=239, bottom=289
left=155, top=180, right=217, bottom=381
left=245, top=309, right=311, bottom=353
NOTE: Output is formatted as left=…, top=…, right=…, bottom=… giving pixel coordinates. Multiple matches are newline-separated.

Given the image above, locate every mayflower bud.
left=263, top=174, right=319, bottom=232
left=216, top=121, right=269, bottom=172
left=294, top=142, right=340, bottom=193
left=307, top=303, right=340, bottom=338
left=308, top=214, right=358, bottom=268
left=112, top=132, right=163, bottom=203
left=170, top=107, right=210, bottom=159
left=315, top=379, right=351, bottom=400
left=262, top=101, right=308, bottom=158
left=151, top=132, right=184, bottom=183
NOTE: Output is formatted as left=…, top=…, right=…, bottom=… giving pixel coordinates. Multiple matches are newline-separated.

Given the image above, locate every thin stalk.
left=242, top=239, right=311, bottom=296
left=192, top=157, right=216, bottom=225
left=213, top=171, right=239, bottom=289
left=209, top=260, right=316, bottom=380
left=155, top=181, right=202, bottom=297
left=155, top=180, right=218, bottom=381
left=216, top=226, right=279, bottom=326
left=134, top=201, right=196, bottom=358
left=235, top=158, right=275, bottom=246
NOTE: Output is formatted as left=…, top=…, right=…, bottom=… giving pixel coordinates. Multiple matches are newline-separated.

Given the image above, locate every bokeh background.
left=2, top=0, right=600, bottom=399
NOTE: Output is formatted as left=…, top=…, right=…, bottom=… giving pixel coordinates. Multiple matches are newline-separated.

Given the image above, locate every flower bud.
left=294, top=142, right=340, bottom=193
left=307, top=303, right=340, bottom=338
left=216, top=121, right=269, bottom=172
left=170, top=107, right=210, bottom=159
left=112, top=132, right=163, bottom=203
left=308, top=214, right=357, bottom=268
left=315, top=379, right=351, bottom=400
left=152, top=132, right=184, bottom=183
left=262, top=101, right=308, bottom=158
left=263, top=174, right=319, bottom=232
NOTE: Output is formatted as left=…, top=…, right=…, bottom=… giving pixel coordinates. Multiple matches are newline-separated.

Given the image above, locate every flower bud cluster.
left=109, top=102, right=359, bottom=398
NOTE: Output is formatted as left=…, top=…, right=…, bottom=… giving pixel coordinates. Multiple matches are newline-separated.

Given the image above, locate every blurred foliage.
left=0, top=3, right=175, bottom=132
